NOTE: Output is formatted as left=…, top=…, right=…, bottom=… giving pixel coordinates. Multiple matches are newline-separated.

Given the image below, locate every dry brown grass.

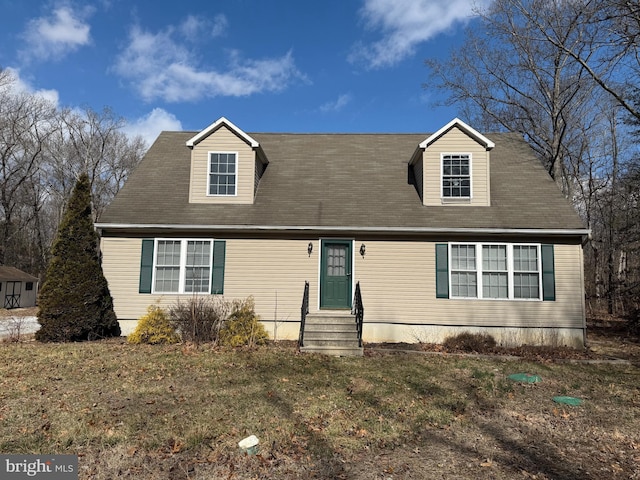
left=0, top=307, right=37, bottom=318
left=0, top=339, right=639, bottom=479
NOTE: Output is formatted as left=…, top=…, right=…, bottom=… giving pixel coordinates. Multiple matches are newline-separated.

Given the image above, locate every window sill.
left=448, top=296, right=543, bottom=302
left=441, top=197, right=472, bottom=205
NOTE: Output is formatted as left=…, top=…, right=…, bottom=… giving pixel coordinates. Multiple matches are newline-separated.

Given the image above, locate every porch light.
left=360, top=244, right=366, bottom=257
left=308, top=242, right=313, bottom=256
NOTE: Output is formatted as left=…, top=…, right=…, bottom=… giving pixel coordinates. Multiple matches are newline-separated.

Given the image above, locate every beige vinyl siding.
left=354, top=239, right=429, bottom=324
left=224, top=239, right=319, bottom=327
left=102, top=236, right=584, bottom=342
left=101, top=238, right=155, bottom=319
left=101, top=237, right=318, bottom=333
left=354, top=240, right=584, bottom=329
left=189, top=125, right=256, bottom=204
left=423, top=126, right=491, bottom=206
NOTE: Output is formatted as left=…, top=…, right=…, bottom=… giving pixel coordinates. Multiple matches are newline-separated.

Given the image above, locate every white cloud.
left=211, top=14, right=229, bottom=37
left=123, top=108, right=183, bottom=147
left=21, top=5, right=92, bottom=61
left=114, top=24, right=305, bottom=102
left=350, top=0, right=487, bottom=68
left=320, top=93, right=353, bottom=113
left=2, top=67, right=60, bottom=106
left=179, top=14, right=228, bottom=41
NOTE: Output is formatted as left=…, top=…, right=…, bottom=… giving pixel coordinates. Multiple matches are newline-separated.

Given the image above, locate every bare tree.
left=56, top=107, right=146, bottom=219
left=0, top=68, right=145, bottom=277
left=427, top=0, right=601, bottom=197
left=517, top=0, right=640, bottom=122
left=0, top=72, right=57, bottom=267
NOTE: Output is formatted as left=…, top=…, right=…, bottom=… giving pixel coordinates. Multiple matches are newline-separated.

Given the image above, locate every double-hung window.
left=450, top=244, right=477, bottom=297
left=513, top=246, right=540, bottom=299
left=442, top=243, right=547, bottom=300
left=154, top=240, right=213, bottom=293
left=482, top=245, right=508, bottom=299
left=442, top=154, right=471, bottom=198
left=208, top=152, right=237, bottom=196
left=154, top=240, right=181, bottom=293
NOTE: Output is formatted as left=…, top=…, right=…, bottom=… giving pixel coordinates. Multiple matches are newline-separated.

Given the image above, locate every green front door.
left=320, top=240, right=352, bottom=309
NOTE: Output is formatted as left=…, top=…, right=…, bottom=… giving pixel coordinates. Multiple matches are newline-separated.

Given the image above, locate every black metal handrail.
left=352, top=281, right=364, bottom=347
left=298, top=281, right=310, bottom=347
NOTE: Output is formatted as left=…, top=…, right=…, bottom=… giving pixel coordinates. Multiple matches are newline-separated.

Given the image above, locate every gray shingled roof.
left=0, top=266, right=38, bottom=282
left=97, top=130, right=586, bottom=233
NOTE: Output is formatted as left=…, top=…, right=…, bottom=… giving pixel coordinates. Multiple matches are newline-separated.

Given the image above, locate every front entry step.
left=300, top=312, right=363, bottom=357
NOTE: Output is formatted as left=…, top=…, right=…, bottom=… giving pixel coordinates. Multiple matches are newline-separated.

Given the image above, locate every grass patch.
left=0, top=340, right=639, bottom=479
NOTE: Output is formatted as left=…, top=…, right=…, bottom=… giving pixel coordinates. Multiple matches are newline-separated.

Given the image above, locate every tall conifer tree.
left=36, top=173, right=120, bottom=341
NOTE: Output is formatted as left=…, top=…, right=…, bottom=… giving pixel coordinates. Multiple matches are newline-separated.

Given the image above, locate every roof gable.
left=419, top=118, right=495, bottom=150
left=0, top=266, right=38, bottom=282
left=186, top=117, right=260, bottom=148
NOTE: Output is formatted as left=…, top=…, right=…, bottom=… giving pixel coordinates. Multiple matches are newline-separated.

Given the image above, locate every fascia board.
left=186, top=117, right=260, bottom=148
left=419, top=118, right=495, bottom=150
left=96, top=223, right=589, bottom=236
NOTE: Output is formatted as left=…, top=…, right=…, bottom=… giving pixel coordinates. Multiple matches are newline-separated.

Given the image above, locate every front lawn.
left=0, top=340, right=638, bottom=479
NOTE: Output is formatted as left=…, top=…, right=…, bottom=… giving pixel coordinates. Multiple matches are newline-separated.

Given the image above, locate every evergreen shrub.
left=219, top=296, right=268, bottom=347
left=36, top=174, right=120, bottom=342
left=128, top=306, right=179, bottom=344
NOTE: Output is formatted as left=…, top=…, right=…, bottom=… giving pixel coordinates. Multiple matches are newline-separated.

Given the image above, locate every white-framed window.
left=208, top=152, right=237, bottom=196
left=449, top=243, right=541, bottom=300
left=482, top=245, right=508, bottom=299
left=513, top=245, right=540, bottom=299
left=442, top=153, right=471, bottom=198
left=450, top=244, right=477, bottom=298
left=153, top=239, right=213, bottom=293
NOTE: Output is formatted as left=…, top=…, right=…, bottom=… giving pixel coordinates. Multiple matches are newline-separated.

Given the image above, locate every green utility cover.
left=553, top=396, right=583, bottom=406
left=508, top=373, right=542, bottom=384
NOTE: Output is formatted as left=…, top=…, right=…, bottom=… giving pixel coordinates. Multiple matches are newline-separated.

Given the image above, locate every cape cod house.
left=96, top=117, right=589, bottom=355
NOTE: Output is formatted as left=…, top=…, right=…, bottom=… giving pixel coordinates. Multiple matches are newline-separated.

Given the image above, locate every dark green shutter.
left=139, top=239, right=154, bottom=294
left=435, top=243, right=449, bottom=299
left=541, top=244, right=555, bottom=301
left=211, top=240, right=226, bottom=294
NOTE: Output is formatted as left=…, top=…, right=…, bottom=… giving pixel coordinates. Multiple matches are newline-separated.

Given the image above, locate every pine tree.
left=36, top=173, right=120, bottom=342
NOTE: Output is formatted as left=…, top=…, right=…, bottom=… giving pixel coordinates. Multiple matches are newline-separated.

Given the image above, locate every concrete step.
left=304, top=313, right=355, bottom=325
left=300, top=345, right=364, bottom=357
left=300, top=311, right=363, bottom=356
left=304, top=323, right=358, bottom=333
left=304, top=330, right=359, bottom=341
left=303, top=336, right=361, bottom=347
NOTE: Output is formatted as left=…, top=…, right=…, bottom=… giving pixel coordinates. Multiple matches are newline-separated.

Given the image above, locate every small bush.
left=219, top=297, right=268, bottom=347
left=170, top=296, right=229, bottom=344
left=443, top=332, right=497, bottom=353
left=128, top=306, right=179, bottom=345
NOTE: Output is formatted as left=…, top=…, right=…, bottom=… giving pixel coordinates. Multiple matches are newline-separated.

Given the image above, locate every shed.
left=0, top=266, right=39, bottom=309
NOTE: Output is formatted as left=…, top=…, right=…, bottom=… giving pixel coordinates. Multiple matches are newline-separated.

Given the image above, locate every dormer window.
left=442, top=154, right=471, bottom=198
left=208, top=152, right=237, bottom=196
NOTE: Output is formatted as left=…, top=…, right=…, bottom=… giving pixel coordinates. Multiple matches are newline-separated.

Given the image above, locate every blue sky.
left=0, top=0, right=486, bottom=146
